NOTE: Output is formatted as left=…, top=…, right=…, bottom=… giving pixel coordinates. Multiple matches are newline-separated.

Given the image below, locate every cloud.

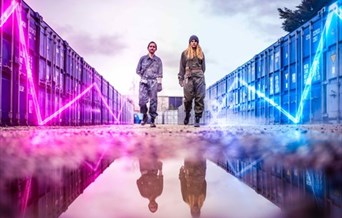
left=199, top=0, right=299, bottom=40
left=200, top=0, right=296, bottom=17
left=52, top=24, right=127, bottom=56
left=159, top=50, right=181, bottom=70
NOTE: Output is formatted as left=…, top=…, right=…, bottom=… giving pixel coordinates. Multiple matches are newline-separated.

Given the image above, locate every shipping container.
left=204, top=1, right=342, bottom=124
left=0, top=0, right=133, bottom=126
left=163, top=109, right=178, bottom=124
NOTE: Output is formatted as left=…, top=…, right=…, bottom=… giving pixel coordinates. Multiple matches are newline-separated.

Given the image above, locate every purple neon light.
left=84, top=149, right=107, bottom=171
left=16, top=7, right=43, bottom=124
left=39, top=83, right=96, bottom=125
left=0, top=0, right=18, bottom=27
left=2, top=3, right=123, bottom=126
left=39, top=82, right=122, bottom=125
left=19, top=177, right=32, bottom=218
left=94, top=84, right=120, bottom=124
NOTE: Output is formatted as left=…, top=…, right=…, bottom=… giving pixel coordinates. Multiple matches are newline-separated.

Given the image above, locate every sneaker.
left=141, top=114, right=148, bottom=125
left=194, top=117, right=200, bottom=127
left=150, top=118, right=156, bottom=128
left=184, top=113, right=190, bottom=125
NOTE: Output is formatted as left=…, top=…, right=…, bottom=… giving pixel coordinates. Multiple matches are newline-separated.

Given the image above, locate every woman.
left=178, top=35, right=206, bottom=127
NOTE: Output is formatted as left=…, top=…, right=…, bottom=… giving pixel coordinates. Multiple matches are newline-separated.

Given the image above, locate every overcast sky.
left=24, top=0, right=301, bottom=100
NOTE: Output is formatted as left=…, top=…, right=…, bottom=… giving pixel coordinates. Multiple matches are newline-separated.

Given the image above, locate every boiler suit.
left=136, top=55, right=163, bottom=120
left=178, top=51, right=206, bottom=119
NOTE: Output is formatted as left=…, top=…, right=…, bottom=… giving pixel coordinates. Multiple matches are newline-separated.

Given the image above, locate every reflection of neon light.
left=305, top=171, right=322, bottom=200
left=236, top=156, right=264, bottom=177
left=20, top=177, right=32, bottom=218
left=84, top=149, right=107, bottom=171
left=0, top=0, right=18, bottom=27
left=226, top=160, right=238, bottom=175
left=7, top=2, right=125, bottom=125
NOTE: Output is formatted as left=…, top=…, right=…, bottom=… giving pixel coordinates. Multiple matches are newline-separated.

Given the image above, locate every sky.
left=24, top=0, right=302, bottom=101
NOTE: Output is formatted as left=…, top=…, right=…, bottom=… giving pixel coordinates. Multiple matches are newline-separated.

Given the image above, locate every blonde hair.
left=185, top=44, right=204, bottom=60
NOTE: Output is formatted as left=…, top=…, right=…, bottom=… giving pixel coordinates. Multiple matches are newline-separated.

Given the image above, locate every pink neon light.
left=12, top=3, right=126, bottom=126
left=20, top=177, right=32, bottom=218
left=94, top=84, right=120, bottom=123
left=116, top=96, right=127, bottom=124
left=39, top=83, right=96, bottom=125
left=16, top=8, right=43, bottom=124
left=39, top=83, right=122, bottom=125
left=84, top=149, right=107, bottom=171
left=0, top=0, right=18, bottom=27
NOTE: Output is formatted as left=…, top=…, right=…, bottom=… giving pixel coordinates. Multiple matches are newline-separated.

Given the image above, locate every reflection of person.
left=136, top=41, right=163, bottom=128
left=179, top=157, right=207, bottom=218
left=178, top=35, right=206, bottom=127
left=136, top=156, right=163, bottom=213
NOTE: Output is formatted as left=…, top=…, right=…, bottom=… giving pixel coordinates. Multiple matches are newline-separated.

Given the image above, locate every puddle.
left=0, top=125, right=341, bottom=218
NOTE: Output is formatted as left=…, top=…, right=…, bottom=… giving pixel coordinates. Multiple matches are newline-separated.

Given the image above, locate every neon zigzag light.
left=0, top=2, right=122, bottom=213
left=19, top=177, right=32, bottom=218
left=15, top=6, right=43, bottom=124
left=207, top=3, right=338, bottom=124
left=1, top=1, right=126, bottom=125
left=0, top=2, right=339, bottom=124
left=0, top=0, right=18, bottom=27
left=207, top=4, right=338, bottom=199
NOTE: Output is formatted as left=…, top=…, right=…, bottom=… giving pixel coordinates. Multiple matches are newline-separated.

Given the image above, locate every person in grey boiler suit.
left=178, top=35, right=206, bottom=127
left=136, top=41, right=163, bottom=127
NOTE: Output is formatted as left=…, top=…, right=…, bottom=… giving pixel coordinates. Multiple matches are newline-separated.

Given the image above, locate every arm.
left=178, top=51, right=186, bottom=86
left=157, top=58, right=163, bottom=83
left=202, top=53, right=206, bottom=73
left=136, top=56, right=144, bottom=76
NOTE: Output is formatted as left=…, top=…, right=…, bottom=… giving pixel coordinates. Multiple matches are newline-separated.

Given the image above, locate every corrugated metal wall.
left=0, top=0, right=133, bottom=126
left=205, top=1, right=342, bottom=124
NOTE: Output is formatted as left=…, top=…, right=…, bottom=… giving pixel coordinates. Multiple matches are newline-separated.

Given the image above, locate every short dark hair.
left=147, top=41, right=157, bottom=49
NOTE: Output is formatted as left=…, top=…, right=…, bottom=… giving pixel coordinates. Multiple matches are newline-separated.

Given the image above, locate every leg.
left=148, top=80, right=158, bottom=127
left=194, top=77, right=206, bottom=127
left=183, top=78, right=194, bottom=125
left=139, top=82, right=149, bottom=125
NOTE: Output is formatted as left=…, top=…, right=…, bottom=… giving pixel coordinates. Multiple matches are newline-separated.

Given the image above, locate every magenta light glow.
left=0, top=0, right=18, bottom=27
left=8, top=2, right=123, bottom=126
left=39, top=83, right=95, bottom=125
left=84, top=149, right=107, bottom=171
left=16, top=7, right=43, bottom=124
left=39, top=82, right=122, bottom=125
left=94, top=84, right=120, bottom=124
left=20, top=177, right=32, bottom=218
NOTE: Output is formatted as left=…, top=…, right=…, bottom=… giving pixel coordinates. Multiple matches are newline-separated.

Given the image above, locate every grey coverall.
left=136, top=55, right=163, bottom=119
left=178, top=51, right=206, bottom=118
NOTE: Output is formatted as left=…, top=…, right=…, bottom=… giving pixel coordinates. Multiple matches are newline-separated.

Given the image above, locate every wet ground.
left=0, top=124, right=341, bottom=218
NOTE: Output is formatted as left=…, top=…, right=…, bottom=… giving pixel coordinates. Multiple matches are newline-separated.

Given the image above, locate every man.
left=137, top=156, right=163, bottom=213
left=136, top=41, right=163, bottom=128
left=178, top=35, right=206, bottom=127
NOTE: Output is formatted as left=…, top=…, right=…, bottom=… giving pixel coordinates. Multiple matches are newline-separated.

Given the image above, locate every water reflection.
left=179, top=156, right=207, bottom=218
left=137, top=155, right=163, bottom=213
left=0, top=125, right=341, bottom=218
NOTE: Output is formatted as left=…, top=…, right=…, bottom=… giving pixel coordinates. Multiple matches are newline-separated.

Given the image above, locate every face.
left=190, top=40, right=198, bottom=49
left=148, top=43, right=157, bottom=55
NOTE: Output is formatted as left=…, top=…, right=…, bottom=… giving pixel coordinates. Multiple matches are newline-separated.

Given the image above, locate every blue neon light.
left=207, top=3, right=340, bottom=125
